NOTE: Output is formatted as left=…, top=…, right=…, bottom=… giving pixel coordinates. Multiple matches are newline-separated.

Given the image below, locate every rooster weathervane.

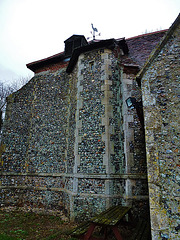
left=87, top=23, right=101, bottom=41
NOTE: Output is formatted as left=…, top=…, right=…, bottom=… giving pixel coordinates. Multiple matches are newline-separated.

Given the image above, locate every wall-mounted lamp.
left=125, top=97, right=137, bottom=109
left=126, top=97, right=144, bottom=132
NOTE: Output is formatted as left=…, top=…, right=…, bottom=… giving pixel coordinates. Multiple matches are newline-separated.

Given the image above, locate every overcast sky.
left=0, top=0, right=179, bottom=84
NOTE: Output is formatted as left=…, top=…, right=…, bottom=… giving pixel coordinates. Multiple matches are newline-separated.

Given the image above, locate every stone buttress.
left=71, top=48, right=148, bottom=220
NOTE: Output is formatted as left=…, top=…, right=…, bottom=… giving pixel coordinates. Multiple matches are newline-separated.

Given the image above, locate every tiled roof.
left=26, top=52, right=65, bottom=72
left=26, top=30, right=167, bottom=73
left=125, top=30, right=167, bottom=67
left=136, top=14, right=180, bottom=84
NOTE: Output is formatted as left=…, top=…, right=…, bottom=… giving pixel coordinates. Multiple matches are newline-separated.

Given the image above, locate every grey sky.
left=0, top=0, right=179, bottom=84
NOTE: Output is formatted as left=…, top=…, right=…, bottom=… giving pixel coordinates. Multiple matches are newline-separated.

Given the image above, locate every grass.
left=0, top=234, right=17, bottom=240
left=0, top=209, right=77, bottom=240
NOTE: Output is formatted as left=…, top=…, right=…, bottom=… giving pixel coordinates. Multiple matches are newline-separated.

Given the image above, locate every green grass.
left=0, top=209, right=77, bottom=240
left=0, top=234, right=17, bottom=240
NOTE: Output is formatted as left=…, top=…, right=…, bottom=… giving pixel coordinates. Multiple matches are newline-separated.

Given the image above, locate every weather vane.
left=87, top=23, right=101, bottom=41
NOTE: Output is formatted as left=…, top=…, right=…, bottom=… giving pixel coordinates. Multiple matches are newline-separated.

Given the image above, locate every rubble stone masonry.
left=0, top=47, right=148, bottom=221
left=141, top=23, right=180, bottom=239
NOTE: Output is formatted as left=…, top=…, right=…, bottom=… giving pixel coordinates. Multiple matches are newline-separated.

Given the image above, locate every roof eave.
left=26, top=52, right=65, bottom=72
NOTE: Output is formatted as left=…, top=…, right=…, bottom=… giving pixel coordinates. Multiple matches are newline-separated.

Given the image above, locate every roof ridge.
left=126, top=29, right=168, bottom=40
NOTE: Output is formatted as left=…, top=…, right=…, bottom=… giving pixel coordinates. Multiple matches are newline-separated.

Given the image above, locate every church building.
left=1, top=14, right=179, bottom=239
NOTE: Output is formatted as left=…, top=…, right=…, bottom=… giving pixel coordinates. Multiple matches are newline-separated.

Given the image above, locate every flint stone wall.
left=0, top=48, right=148, bottom=221
left=141, top=24, right=180, bottom=239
